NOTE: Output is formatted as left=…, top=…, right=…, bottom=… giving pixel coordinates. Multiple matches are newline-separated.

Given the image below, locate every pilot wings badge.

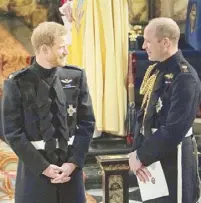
left=164, top=73, right=174, bottom=85
left=164, top=73, right=174, bottom=80
left=61, top=79, right=72, bottom=84
left=61, top=79, right=76, bottom=88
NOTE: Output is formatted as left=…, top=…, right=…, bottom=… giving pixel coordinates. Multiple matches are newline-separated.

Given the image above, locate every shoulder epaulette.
left=62, top=65, right=82, bottom=71
left=8, top=68, right=29, bottom=80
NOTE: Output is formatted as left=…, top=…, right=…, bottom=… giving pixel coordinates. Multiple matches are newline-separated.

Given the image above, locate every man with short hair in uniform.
left=129, top=17, right=201, bottom=203
left=2, top=21, right=95, bottom=203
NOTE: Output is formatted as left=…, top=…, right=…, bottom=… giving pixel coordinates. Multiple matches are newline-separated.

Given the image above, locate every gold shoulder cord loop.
left=140, top=64, right=159, bottom=122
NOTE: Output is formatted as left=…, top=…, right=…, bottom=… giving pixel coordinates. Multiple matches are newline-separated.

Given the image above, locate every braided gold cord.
left=140, top=64, right=156, bottom=95
left=140, top=64, right=158, bottom=108
left=139, top=64, right=159, bottom=122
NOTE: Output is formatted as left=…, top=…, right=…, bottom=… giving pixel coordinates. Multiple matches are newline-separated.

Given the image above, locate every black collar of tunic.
left=30, top=60, right=57, bottom=85
left=156, top=50, right=184, bottom=72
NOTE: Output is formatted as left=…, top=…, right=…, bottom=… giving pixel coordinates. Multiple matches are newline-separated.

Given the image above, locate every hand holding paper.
left=128, top=151, right=142, bottom=172
left=129, top=151, right=151, bottom=183
left=137, top=161, right=169, bottom=201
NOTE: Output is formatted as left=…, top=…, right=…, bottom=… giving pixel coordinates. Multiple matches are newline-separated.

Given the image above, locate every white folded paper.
left=137, top=161, right=169, bottom=201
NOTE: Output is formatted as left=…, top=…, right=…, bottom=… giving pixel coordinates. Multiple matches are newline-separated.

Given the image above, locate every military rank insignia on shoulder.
left=180, top=65, right=189, bottom=73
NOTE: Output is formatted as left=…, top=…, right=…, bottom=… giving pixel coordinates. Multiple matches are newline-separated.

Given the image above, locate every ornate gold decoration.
left=101, top=155, right=129, bottom=160
left=101, top=164, right=129, bottom=171
left=190, top=3, right=196, bottom=33
left=140, top=64, right=159, bottom=120
left=109, top=175, right=123, bottom=203
left=129, top=25, right=143, bottom=41
left=0, top=150, right=18, bottom=200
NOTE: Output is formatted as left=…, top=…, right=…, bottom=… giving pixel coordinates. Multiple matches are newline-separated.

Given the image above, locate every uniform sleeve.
left=68, top=70, right=95, bottom=168
left=2, top=79, right=50, bottom=175
left=137, top=73, right=199, bottom=166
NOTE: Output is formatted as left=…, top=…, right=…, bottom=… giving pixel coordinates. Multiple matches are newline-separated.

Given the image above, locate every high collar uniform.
left=2, top=61, right=95, bottom=203
left=135, top=51, right=201, bottom=203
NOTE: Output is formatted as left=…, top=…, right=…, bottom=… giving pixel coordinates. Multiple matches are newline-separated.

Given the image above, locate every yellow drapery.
left=67, top=0, right=87, bottom=67
left=82, top=0, right=128, bottom=136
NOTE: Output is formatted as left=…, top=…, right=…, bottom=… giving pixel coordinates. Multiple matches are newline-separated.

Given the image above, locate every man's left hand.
left=129, top=150, right=143, bottom=173
left=51, top=163, right=77, bottom=184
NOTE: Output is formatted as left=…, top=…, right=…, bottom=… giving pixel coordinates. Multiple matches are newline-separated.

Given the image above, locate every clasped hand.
left=128, top=151, right=151, bottom=183
left=42, top=163, right=76, bottom=184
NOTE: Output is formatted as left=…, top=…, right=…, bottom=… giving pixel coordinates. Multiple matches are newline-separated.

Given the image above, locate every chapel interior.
left=0, top=0, right=201, bottom=202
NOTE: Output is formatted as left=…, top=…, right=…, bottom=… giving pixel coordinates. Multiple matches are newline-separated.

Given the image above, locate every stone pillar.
left=96, top=154, right=129, bottom=203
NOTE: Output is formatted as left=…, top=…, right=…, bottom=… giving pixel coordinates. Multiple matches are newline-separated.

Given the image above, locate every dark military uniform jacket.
left=2, top=61, right=95, bottom=176
left=135, top=50, right=201, bottom=203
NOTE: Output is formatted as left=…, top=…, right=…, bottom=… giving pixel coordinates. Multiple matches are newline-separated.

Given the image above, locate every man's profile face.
left=47, top=35, right=69, bottom=67
left=142, top=26, right=165, bottom=62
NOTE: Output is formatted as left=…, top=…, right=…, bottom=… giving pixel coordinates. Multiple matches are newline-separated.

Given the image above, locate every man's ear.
left=41, top=44, right=49, bottom=55
left=163, top=37, right=171, bottom=48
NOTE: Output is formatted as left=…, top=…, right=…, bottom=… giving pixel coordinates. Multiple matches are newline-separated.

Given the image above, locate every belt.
left=151, top=127, right=193, bottom=137
left=31, top=136, right=75, bottom=150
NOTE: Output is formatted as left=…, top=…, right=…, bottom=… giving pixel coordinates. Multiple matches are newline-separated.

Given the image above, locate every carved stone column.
left=96, top=154, right=129, bottom=203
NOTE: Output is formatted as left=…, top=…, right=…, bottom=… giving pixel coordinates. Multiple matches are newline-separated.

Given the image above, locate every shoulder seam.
left=62, top=65, right=82, bottom=71
left=8, top=68, right=29, bottom=80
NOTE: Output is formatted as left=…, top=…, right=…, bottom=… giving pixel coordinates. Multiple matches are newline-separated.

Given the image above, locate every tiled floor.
left=2, top=188, right=142, bottom=203
left=3, top=189, right=201, bottom=203
left=86, top=187, right=142, bottom=203
left=85, top=187, right=201, bottom=203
